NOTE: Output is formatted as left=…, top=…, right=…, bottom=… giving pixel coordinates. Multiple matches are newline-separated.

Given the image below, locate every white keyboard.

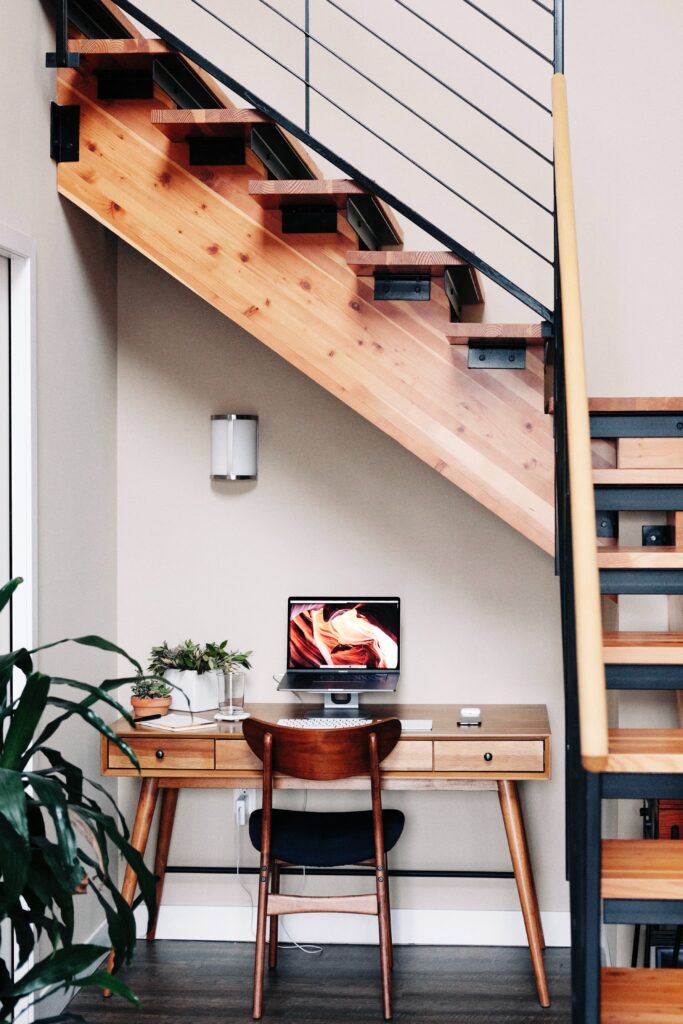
left=276, top=718, right=433, bottom=731
left=277, top=718, right=373, bottom=729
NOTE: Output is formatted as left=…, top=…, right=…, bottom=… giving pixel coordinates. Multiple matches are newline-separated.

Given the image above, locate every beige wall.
left=116, top=243, right=566, bottom=919
left=0, top=0, right=118, bottom=1007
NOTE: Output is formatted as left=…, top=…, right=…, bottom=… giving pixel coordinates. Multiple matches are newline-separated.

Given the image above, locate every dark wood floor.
left=69, top=941, right=571, bottom=1023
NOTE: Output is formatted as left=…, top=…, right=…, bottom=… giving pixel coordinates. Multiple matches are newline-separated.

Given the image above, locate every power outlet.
left=233, top=788, right=256, bottom=826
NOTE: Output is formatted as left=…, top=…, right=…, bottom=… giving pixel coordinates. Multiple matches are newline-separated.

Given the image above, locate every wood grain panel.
left=597, top=547, right=683, bottom=569
left=594, top=469, right=683, bottom=485
left=56, top=75, right=554, bottom=552
left=588, top=398, right=683, bottom=412
left=152, top=108, right=270, bottom=142
left=434, top=741, right=544, bottom=773
left=617, top=438, right=683, bottom=469
left=602, top=840, right=683, bottom=900
left=249, top=178, right=368, bottom=208
left=447, top=323, right=544, bottom=344
left=108, top=737, right=214, bottom=770
left=603, top=631, right=683, bottom=664
left=601, top=967, right=683, bottom=1023
left=606, top=729, right=683, bottom=773
left=382, top=741, right=433, bottom=772
left=215, top=739, right=262, bottom=770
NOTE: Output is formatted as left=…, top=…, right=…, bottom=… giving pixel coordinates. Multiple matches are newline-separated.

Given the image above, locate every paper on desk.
left=399, top=719, right=433, bottom=732
left=137, top=713, right=215, bottom=731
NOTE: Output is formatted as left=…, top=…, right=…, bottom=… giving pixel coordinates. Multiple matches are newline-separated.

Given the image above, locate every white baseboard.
left=135, top=905, right=570, bottom=947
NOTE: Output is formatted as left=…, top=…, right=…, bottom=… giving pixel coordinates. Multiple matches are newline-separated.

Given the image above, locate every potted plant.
left=148, top=640, right=252, bottom=713
left=0, top=578, right=157, bottom=1023
left=129, top=676, right=172, bottom=718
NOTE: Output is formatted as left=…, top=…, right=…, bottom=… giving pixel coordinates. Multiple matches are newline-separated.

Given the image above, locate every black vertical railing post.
left=304, top=0, right=311, bottom=133
left=554, top=0, right=564, bottom=73
left=46, top=0, right=80, bottom=68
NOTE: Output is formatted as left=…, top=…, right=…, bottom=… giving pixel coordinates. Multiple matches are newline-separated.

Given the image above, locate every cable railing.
left=71, top=0, right=563, bottom=321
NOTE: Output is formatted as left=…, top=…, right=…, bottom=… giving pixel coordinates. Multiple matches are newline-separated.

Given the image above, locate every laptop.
left=277, top=596, right=401, bottom=694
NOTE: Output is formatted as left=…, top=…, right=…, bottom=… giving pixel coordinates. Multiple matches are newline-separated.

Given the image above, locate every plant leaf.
left=0, top=767, right=28, bottom=842
left=77, top=970, right=139, bottom=1005
left=32, top=698, right=140, bottom=771
left=28, top=635, right=142, bottom=675
left=1, top=945, right=108, bottom=997
left=0, top=577, right=22, bottom=614
left=0, top=814, right=29, bottom=911
left=0, top=673, right=50, bottom=770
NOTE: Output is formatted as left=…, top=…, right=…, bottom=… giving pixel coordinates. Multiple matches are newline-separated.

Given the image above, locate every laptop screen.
left=287, top=598, right=400, bottom=671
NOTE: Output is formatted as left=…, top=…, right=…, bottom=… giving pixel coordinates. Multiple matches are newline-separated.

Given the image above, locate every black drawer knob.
left=483, top=752, right=493, bottom=762
left=155, top=749, right=165, bottom=760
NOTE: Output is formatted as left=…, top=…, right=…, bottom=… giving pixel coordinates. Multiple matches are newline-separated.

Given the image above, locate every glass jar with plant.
left=0, top=578, right=156, bottom=1023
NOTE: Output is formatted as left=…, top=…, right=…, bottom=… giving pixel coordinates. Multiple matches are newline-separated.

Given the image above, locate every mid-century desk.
left=101, top=703, right=552, bottom=1006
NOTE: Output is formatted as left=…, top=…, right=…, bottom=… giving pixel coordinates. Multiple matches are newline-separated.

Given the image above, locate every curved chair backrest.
left=242, top=717, right=402, bottom=781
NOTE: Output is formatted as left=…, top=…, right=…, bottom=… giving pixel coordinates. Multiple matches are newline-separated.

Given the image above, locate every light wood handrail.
left=552, top=74, right=609, bottom=771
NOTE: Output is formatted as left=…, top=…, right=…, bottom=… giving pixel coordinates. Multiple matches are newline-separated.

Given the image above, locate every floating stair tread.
left=604, top=631, right=683, bottom=664
left=594, top=469, right=683, bottom=485
left=605, top=729, right=683, bottom=773
left=598, top=548, right=683, bottom=569
left=601, top=968, right=683, bottom=1023
left=249, top=179, right=369, bottom=209
left=447, top=323, right=546, bottom=345
left=68, top=38, right=171, bottom=59
left=151, top=108, right=271, bottom=142
left=590, top=398, right=683, bottom=413
left=347, top=251, right=484, bottom=304
left=602, top=840, right=683, bottom=900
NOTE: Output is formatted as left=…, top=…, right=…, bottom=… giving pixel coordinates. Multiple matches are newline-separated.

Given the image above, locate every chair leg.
left=383, top=853, right=394, bottom=971
left=269, top=861, right=280, bottom=970
left=252, top=859, right=270, bottom=1020
left=376, top=862, right=393, bottom=1020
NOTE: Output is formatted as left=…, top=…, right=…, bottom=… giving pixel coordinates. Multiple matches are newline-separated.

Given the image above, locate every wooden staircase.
left=50, top=27, right=556, bottom=553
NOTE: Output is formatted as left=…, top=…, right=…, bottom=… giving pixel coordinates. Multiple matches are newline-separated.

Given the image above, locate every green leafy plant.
left=129, top=678, right=171, bottom=699
left=0, top=578, right=157, bottom=1024
left=148, top=640, right=252, bottom=676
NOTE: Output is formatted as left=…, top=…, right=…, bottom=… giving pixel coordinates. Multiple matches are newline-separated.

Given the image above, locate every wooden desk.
left=102, top=703, right=552, bottom=1006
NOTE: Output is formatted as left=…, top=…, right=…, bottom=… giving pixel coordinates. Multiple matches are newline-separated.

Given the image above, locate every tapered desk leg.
left=103, top=777, right=159, bottom=994
left=147, top=787, right=179, bottom=941
left=497, top=780, right=550, bottom=1008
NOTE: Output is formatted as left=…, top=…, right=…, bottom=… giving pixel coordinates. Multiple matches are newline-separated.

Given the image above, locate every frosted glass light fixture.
left=211, top=415, right=258, bottom=480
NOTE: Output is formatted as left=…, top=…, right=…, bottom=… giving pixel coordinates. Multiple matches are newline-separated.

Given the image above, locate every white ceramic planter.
left=165, top=669, right=223, bottom=712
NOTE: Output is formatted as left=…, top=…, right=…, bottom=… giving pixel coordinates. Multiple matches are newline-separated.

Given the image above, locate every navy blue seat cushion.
left=248, top=808, right=405, bottom=867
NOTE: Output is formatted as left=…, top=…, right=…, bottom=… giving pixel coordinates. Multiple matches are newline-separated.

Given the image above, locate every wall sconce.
left=211, top=415, right=258, bottom=481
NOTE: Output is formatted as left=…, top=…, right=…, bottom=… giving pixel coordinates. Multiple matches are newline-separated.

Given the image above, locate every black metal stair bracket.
left=50, top=102, right=80, bottom=163
left=346, top=195, right=402, bottom=251
left=280, top=204, right=338, bottom=234
left=468, top=344, right=526, bottom=369
left=64, top=0, right=135, bottom=40
left=596, top=509, right=618, bottom=541
left=594, top=486, right=683, bottom=512
left=606, top=663, right=683, bottom=690
left=605, top=899, right=683, bottom=926
left=373, top=275, right=431, bottom=301
left=590, top=413, right=683, bottom=438
left=600, top=569, right=683, bottom=595
left=643, top=524, right=675, bottom=546
left=153, top=54, right=224, bottom=110
left=187, top=136, right=245, bottom=167
left=443, top=265, right=484, bottom=322
left=95, top=68, right=154, bottom=100
left=250, top=125, right=315, bottom=181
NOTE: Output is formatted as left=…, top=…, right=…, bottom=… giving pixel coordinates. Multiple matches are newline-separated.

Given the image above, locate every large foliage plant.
left=0, top=578, right=156, bottom=1024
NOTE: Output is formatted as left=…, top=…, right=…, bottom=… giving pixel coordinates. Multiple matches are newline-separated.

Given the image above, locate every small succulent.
left=130, top=677, right=172, bottom=699
left=148, top=640, right=252, bottom=677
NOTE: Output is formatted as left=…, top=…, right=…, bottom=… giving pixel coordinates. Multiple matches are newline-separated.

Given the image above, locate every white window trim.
left=0, top=223, right=36, bottom=660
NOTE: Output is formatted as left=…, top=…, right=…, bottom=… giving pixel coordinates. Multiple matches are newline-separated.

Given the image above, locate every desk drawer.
left=216, top=740, right=262, bottom=771
left=383, top=741, right=433, bottom=772
left=108, top=737, right=214, bottom=771
left=434, top=740, right=544, bottom=774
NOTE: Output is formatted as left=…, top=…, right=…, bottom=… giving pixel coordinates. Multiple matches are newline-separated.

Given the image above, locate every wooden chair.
left=242, top=717, right=405, bottom=1020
